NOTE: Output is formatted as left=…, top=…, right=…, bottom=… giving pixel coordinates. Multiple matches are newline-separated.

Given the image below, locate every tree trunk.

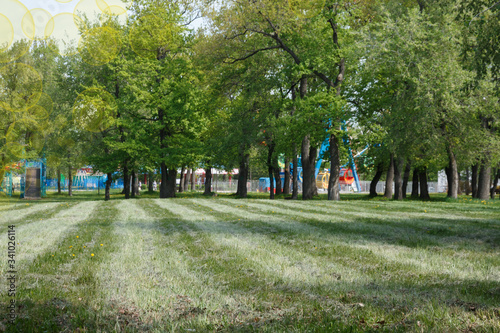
left=274, top=162, right=282, bottom=196
left=411, top=168, right=419, bottom=198
left=419, top=167, right=430, bottom=200
left=0, top=167, right=4, bottom=194
left=446, top=147, right=458, bottom=199
left=57, top=168, right=61, bottom=194
left=164, top=169, right=177, bottom=198
left=384, top=153, right=394, bottom=199
left=292, top=144, right=299, bottom=200
left=158, top=101, right=170, bottom=198
left=471, top=164, right=478, bottom=198
left=190, top=171, right=194, bottom=191
left=299, top=76, right=316, bottom=201
left=123, top=162, right=130, bottom=199
left=369, top=162, right=383, bottom=197
left=105, top=172, right=112, bottom=201
left=312, top=175, right=318, bottom=197
left=237, top=153, right=249, bottom=198
left=68, top=165, right=72, bottom=197
left=178, top=166, right=185, bottom=193
left=268, top=165, right=275, bottom=200
left=328, top=133, right=340, bottom=200
left=267, top=143, right=275, bottom=200
left=402, top=162, right=411, bottom=199
left=148, top=171, right=154, bottom=192
left=290, top=87, right=299, bottom=200
left=283, top=157, right=290, bottom=195
left=465, top=167, right=470, bottom=196
left=457, top=173, right=463, bottom=195
left=131, top=171, right=136, bottom=197
left=131, top=171, right=137, bottom=198
left=159, top=162, right=168, bottom=198
left=133, top=171, right=139, bottom=196
left=491, top=168, right=499, bottom=199
left=273, top=150, right=282, bottom=195
left=393, top=157, right=404, bottom=200
left=184, top=168, right=191, bottom=192
left=203, top=167, right=212, bottom=195
left=445, top=165, right=451, bottom=197
left=477, top=163, right=491, bottom=200
left=301, top=135, right=317, bottom=200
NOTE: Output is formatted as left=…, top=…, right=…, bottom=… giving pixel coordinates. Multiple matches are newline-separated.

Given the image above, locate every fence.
left=46, top=178, right=124, bottom=191
left=43, top=178, right=444, bottom=194
left=209, top=180, right=260, bottom=193
left=207, top=180, right=444, bottom=194
left=210, top=180, right=444, bottom=194
left=324, top=181, right=443, bottom=194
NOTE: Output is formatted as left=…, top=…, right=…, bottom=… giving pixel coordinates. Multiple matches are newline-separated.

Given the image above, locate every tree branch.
left=223, top=45, right=281, bottom=63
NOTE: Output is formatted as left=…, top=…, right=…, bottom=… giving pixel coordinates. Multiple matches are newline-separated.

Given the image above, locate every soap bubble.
left=0, top=63, right=42, bottom=113
left=78, top=26, right=121, bottom=66
left=73, top=87, right=116, bottom=132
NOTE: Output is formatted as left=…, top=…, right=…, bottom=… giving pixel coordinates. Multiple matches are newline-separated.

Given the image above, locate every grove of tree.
left=1, top=0, right=499, bottom=201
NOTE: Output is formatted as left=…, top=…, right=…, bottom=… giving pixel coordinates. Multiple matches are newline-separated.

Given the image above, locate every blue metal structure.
left=341, top=121, right=361, bottom=192
left=0, top=172, right=13, bottom=196
left=46, top=172, right=124, bottom=191
left=258, top=174, right=285, bottom=192
left=20, top=158, right=47, bottom=199
left=291, top=121, right=369, bottom=192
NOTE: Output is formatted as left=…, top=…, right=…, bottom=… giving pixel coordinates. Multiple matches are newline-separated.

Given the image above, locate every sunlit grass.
left=0, top=193, right=498, bottom=332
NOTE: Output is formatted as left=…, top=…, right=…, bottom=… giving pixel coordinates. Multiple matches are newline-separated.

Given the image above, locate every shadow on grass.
left=1, top=188, right=498, bottom=205
left=1, top=296, right=403, bottom=333
left=1, top=197, right=498, bottom=332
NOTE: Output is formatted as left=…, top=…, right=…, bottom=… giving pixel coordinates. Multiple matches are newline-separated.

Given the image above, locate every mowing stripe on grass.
left=241, top=200, right=500, bottom=273
left=238, top=199, right=499, bottom=253
left=314, top=199, right=499, bottom=225
left=263, top=199, right=500, bottom=230
left=193, top=199, right=321, bottom=235
left=247, top=198, right=500, bottom=252
left=95, top=199, right=234, bottom=328
left=147, top=199, right=357, bottom=327
left=174, top=200, right=365, bottom=291
left=8, top=201, right=123, bottom=332
left=0, top=202, right=32, bottom=212
left=2, top=197, right=498, bottom=332
left=210, top=199, right=500, bottom=300
left=176, top=200, right=497, bottom=330
left=0, top=201, right=98, bottom=274
left=0, top=202, right=62, bottom=226
left=143, top=199, right=269, bottom=322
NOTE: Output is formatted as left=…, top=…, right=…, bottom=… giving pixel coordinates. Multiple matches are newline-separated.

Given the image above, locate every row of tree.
left=0, top=0, right=499, bottom=201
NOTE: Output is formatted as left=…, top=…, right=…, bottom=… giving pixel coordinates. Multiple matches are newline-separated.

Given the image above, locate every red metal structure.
left=339, top=167, right=355, bottom=185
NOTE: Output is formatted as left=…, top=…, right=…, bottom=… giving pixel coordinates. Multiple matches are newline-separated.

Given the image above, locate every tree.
left=203, top=0, right=360, bottom=200
left=0, top=41, right=56, bottom=192
left=352, top=2, right=476, bottom=200
left=124, top=0, right=205, bottom=198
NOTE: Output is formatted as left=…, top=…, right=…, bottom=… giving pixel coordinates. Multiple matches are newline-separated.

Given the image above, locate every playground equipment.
left=0, top=171, right=13, bottom=197
left=292, top=120, right=369, bottom=192
left=47, top=169, right=124, bottom=191
left=258, top=174, right=285, bottom=193
left=316, top=167, right=356, bottom=189
left=0, top=162, right=23, bottom=196
left=20, top=158, right=47, bottom=199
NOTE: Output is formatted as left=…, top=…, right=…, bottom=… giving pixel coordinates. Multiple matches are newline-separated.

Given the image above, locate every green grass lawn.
left=0, top=192, right=499, bottom=332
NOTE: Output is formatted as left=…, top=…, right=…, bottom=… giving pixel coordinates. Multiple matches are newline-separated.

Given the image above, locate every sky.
left=20, top=0, right=82, bottom=16
left=17, top=0, right=203, bottom=29
left=1, top=0, right=202, bottom=54
left=20, top=0, right=120, bottom=16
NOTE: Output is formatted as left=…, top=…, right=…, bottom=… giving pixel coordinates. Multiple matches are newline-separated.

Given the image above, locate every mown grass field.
left=0, top=192, right=499, bottom=332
